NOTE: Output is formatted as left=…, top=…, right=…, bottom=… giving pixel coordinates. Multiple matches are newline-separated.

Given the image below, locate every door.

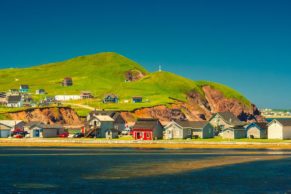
left=144, top=132, right=152, bottom=140
left=136, top=132, right=142, bottom=139
left=34, top=130, right=40, bottom=137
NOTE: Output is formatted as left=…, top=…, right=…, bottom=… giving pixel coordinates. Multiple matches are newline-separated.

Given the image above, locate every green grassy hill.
left=0, top=52, right=251, bottom=114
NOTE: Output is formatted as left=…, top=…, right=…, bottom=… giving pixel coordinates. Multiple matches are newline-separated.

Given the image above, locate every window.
left=146, top=133, right=150, bottom=138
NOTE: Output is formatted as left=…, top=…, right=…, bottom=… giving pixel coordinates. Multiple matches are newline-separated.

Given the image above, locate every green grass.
left=0, top=52, right=252, bottom=113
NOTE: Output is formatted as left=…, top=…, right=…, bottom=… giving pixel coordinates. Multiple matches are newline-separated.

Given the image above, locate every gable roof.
left=269, top=119, right=291, bottom=127
left=94, top=115, right=114, bottom=122
left=247, top=122, right=268, bottom=130
left=0, top=122, right=12, bottom=130
left=133, top=118, right=161, bottom=130
left=0, top=120, right=24, bottom=128
left=20, top=85, right=29, bottom=89
left=175, top=121, right=209, bottom=129
left=211, top=112, right=245, bottom=126
left=104, top=94, right=118, bottom=99
left=89, top=110, right=125, bottom=122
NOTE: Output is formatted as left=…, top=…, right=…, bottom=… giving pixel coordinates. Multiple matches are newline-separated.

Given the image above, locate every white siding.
left=268, top=122, right=283, bottom=139
left=55, top=95, right=81, bottom=101
left=282, top=126, right=291, bottom=139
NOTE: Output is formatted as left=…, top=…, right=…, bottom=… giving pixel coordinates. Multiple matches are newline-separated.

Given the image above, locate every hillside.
left=0, top=52, right=261, bottom=122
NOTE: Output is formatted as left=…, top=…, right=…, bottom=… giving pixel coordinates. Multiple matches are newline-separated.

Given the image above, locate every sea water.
left=0, top=147, right=290, bottom=194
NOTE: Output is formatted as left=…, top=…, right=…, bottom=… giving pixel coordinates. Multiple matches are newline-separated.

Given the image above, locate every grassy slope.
left=0, top=52, right=251, bottom=115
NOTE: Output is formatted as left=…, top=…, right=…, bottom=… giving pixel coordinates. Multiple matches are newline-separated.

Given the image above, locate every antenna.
left=158, top=65, right=162, bottom=72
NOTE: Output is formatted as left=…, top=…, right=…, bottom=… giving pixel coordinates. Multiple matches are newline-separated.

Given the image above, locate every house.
left=0, top=123, right=12, bottom=138
left=103, top=94, right=118, bottom=103
left=36, top=89, right=46, bottom=95
left=55, top=95, right=81, bottom=101
left=19, top=85, right=29, bottom=93
left=245, top=122, right=268, bottom=139
left=86, top=115, right=114, bottom=138
left=62, top=77, right=73, bottom=86
left=24, top=122, right=65, bottom=138
left=80, top=91, right=93, bottom=99
left=268, top=119, right=291, bottom=140
left=6, top=95, right=22, bottom=107
left=191, top=121, right=215, bottom=139
left=105, top=129, right=119, bottom=139
left=209, top=112, right=245, bottom=135
left=164, top=121, right=192, bottom=139
left=132, top=96, right=142, bottom=103
left=0, top=92, right=6, bottom=98
left=0, top=120, right=25, bottom=130
left=132, top=118, right=164, bottom=140
left=87, top=110, right=126, bottom=132
left=221, top=127, right=246, bottom=139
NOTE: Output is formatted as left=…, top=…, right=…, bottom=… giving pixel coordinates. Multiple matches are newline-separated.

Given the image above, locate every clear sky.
left=0, top=0, right=291, bottom=109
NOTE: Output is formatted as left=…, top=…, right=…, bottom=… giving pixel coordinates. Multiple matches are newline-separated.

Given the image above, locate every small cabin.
left=221, top=127, right=246, bottom=139
left=6, top=95, right=22, bottom=107
left=246, top=122, right=268, bottom=139
left=103, top=94, right=118, bottom=103
left=19, top=85, right=29, bottom=93
left=132, top=96, right=142, bottom=103
left=132, top=118, right=164, bottom=140
left=0, top=123, right=12, bottom=138
left=36, top=89, right=46, bottom=95
left=268, top=119, right=291, bottom=140
left=62, top=77, right=73, bottom=86
left=24, top=122, right=65, bottom=138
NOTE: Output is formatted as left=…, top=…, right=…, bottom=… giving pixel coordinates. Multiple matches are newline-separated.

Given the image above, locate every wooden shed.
left=221, top=127, right=246, bottom=139
left=132, top=118, right=164, bottom=140
left=246, top=122, right=268, bottom=139
left=268, top=119, right=291, bottom=139
left=62, top=77, right=73, bottom=86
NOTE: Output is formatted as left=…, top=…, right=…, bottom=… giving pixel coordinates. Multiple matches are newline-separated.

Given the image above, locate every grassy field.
left=0, top=52, right=251, bottom=114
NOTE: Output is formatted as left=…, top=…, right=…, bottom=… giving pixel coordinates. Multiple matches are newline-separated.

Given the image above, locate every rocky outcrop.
left=8, top=107, right=82, bottom=125
left=121, top=86, right=264, bottom=124
left=124, top=70, right=145, bottom=81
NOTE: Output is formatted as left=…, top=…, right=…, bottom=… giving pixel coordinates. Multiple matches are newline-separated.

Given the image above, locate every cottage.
left=246, top=122, right=268, bottom=139
left=55, top=95, right=81, bottom=101
left=80, top=91, right=93, bottom=99
left=132, top=118, right=164, bottom=140
left=164, top=121, right=192, bottom=139
left=24, top=122, right=64, bottom=138
left=105, top=129, right=119, bottom=139
left=132, top=96, right=143, bottom=103
left=103, top=94, right=118, bottom=103
left=209, top=112, right=245, bottom=134
left=221, top=127, right=246, bottom=139
left=19, top=85, right=29, bottom=93
left=62, top=77, right=73, bottom=86
left=87, top=110, right=126, bottom=131
left=86, top=115, right=114, bottom=138
left=268, top=119, right=291, bottom=140
left=0, top=120, right=25, bottom=130
left=36, top=89, right=46, bottom=95
left=191, top=121, right=215, bottom=139
left=6, top=95, right=22, bottom=107
left=0, top=123, right=12, bottom=138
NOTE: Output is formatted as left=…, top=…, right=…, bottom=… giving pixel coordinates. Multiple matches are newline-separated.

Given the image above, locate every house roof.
left=94, top=115, right=114, bottom=122
left=132, top=96, right=142, bottom=99
left=175, top=121, right=209, bottom=129
left=64, top=77, right=72, bottom=80
left=247, top=122, right=268, bottom=130
left=104, top=94, right=118, bottom=98
left=0, top=120, right=24, bottom=128
left=20, top=85, right=29, bottom=89
left=133, top=118, right=161, bottom=130
left=271, top=119, right=291, bottom=127
left=212, top=112, right=245, bottom=126
left=7, top=95, right=21, bottom=103
left=0, top=123, right=12, bottom=130
left=26, top=122, right=63, bottom=129
left=89, top=111, right=124, bottom=122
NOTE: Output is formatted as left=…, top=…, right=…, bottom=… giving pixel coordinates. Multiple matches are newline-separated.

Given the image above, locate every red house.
left=132, top=118, right=164, bottom=140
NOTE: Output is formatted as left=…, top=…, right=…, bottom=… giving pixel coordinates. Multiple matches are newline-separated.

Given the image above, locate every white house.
left=55, top=95, right=81, bottom=101
left=87, top=115, right=114, bottom=138
left=268, top=119, right=291, bottom=140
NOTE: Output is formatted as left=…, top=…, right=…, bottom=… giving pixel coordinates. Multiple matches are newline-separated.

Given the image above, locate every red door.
left=144, top=132, right=152, bottom=140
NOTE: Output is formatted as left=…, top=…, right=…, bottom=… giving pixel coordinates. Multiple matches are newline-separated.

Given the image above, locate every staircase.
left=85, top=128, right=97, bottom=137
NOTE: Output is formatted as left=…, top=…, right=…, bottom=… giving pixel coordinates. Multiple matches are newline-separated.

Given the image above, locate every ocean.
left=0, top=147, right=290, bottom=194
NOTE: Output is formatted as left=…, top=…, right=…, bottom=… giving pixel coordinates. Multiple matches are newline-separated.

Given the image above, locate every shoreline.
left=1, top=139, right=291, bottom=149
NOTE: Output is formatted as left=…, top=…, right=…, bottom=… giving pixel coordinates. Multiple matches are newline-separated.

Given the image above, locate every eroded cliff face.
left=122, top=86, right=264, bottom=124
left=8, top=107, right=82, bottom=125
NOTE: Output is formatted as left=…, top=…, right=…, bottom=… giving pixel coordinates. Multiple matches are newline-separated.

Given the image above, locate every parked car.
left=11, top=129, right=29, bottom=137
left=14, top=134, right=24, bottom=138
left=73, top=133, right=84, bottom=138
left=59, top=132, right=69, bottom=138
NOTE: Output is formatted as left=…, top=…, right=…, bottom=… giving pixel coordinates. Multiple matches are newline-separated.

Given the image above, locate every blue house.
left=19, top=85, right=29, bottom=93
left=132, top=96, right=143, bottom=103
left=103, top=94, right=118, bottom=103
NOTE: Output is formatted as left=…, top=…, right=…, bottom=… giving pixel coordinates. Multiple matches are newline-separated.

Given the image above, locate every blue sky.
left=0, top=0, right=291, bottom=108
